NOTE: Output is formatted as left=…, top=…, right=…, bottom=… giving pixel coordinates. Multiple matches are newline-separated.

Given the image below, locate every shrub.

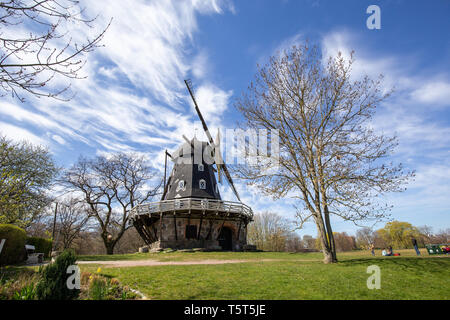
left=35, top=249, right=79, bottom=300
left=88, top=274, right=107, bottom=300
left=0, top=224, right=27, bottom=265
left=13, top=283, right=36, bottom=300
left=26, top=237, right=53, bottom=258
left=0, top=267, right=40, bottom=300
left=78, top=272, right=139, bottom=300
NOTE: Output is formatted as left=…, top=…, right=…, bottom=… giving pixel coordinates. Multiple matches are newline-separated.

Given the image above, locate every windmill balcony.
left=130, top=198, right=253, bottom=220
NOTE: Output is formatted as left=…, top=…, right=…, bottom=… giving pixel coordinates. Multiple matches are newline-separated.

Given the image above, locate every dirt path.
left=76, top=258, right=284, bottom=267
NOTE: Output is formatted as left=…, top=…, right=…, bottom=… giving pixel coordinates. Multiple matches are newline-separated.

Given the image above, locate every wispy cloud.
left=0, top=121, right=46, bottom=146
left=1, top=0, right=235, bottom=159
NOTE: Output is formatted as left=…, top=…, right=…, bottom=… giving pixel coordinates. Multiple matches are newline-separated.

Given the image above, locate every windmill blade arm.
left=221, top=162, right=241, bottom=202
left=161, top=175, right=171, bottom=200
left=184, top=79, right=215, bottom=146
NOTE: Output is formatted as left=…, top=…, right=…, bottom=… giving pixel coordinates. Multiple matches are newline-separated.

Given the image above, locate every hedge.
left=26, top=237, right=53, bottom=258
left=0, top=224, right=27, bottom=265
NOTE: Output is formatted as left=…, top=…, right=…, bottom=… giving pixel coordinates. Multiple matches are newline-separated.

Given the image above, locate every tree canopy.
left=0, top=135, right=58, bottom=227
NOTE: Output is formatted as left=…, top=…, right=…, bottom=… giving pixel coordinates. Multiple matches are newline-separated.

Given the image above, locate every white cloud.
left=192, top=51, right=210, bottom=79
left=0, top=121, right=47, bottom=146
left=2, top=0, right=236, bottom=157
left=192, top=84, right=233, bottom=125
left=411, top=81, right=450, bottom=107
left=51, top=134, right=67, bottom=145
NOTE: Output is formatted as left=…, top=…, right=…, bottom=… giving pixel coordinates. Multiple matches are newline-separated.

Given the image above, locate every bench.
left=25, top=244, right=44, bottom=264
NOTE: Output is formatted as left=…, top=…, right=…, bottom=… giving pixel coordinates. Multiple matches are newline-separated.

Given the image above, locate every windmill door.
left=218, top=227, right=233, bottom=251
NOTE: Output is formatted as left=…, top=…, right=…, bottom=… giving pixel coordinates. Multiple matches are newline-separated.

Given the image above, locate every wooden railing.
left=131, top=198, right=253, bottom=219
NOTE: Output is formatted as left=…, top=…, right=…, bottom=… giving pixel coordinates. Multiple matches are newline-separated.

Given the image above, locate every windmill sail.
left=184, top=79, right=241, bottom=202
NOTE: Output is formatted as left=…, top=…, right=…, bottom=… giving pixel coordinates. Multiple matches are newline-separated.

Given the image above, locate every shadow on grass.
left=339, top=256, right=449, bottom=275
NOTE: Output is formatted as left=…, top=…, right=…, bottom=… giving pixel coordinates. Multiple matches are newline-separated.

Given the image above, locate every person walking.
left=370, top=243, right=375, bottom=256
left=412, top=238, right=421, bottom=256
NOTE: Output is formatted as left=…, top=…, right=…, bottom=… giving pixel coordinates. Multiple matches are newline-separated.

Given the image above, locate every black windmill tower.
left=131, top=80, right=253, bottom=251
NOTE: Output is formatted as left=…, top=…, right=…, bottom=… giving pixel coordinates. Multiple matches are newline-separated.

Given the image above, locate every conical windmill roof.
left=163, top=137, right=221, bottom=201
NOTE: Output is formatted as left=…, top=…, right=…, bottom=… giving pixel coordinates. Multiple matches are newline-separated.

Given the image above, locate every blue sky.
left=1, top=0, right=449, bottom=237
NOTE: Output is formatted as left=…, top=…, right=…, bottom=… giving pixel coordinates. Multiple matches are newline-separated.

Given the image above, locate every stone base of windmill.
left=134, top=214, right=250, bottom=252
left=138, top=246, right=149, bottom=253
left=147, top=240, right=230, bottom=251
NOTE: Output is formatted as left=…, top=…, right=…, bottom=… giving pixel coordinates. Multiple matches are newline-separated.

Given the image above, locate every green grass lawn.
left=78, top=249, right=450, bottom=300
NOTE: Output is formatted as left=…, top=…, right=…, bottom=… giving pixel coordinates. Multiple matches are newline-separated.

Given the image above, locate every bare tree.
left=284, top=233, right=305, bottom=252
left=55, top=197, right=91, bottom=250
left=0, top=0, right=110, bottom=101
left=355, top=226, right=376, bottom=249
left=247, top=211, right=293, bottom=252
left=333, top=232, right=356, bottom=252
left=302, top=235, right=316, bottom=249
left=234, top=44, right=414, bottom=263
left=431, top=228, right=450, bottom=244
left=62, top=153, right=161, bottom=254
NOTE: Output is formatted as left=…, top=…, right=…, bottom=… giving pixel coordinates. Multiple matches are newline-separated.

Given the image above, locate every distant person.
left=382, top=248, right=388, bottom=256
left=369, top=243, right=375, bottom=256
left=411, top=238, right=420, bottom=256
left=388, top=246, right=393, bottom=256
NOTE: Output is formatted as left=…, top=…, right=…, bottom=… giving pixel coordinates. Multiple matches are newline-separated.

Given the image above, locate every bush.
left=26, top=237, right=52, bottom=258
left=0, top=267, right=40, bottom=300
left=88, top=274, right=108, bottom=300
left=35, top=249, right=79, bottom=300
left=0, top=224, right=27, bottom=265
left=13, top=283, right=36, bottom=300
left=78, top=271, right=139, bottom=300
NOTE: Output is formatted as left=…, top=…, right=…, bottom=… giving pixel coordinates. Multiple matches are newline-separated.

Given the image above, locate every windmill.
left=130, top=80, right=253, bottom=252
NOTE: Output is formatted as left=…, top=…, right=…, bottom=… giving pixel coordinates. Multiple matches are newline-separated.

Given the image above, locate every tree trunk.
left=322, top=250, right=335, bottom=264
left=323, top=207, right=338, bottom=263
left=313, top=213, right=335, bottom=263
left=104, top=240, right=115, bottom=255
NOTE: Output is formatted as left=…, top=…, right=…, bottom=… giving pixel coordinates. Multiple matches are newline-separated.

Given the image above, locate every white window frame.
left=199, top=179, right=206, bottom=190
left=176, top=180, right=185, bottom=192
left=198, top=163, right=204, bottom=172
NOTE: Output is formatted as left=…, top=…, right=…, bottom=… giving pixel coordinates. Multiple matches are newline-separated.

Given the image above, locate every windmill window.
left=215, top=184, right=219, bottom=194
left=199, top=179, right=206, bottom=190
left=198, top=164, right=204, bottom=171
left=176, top=180, right=185, bottom=192
left=186, top=225, right=197, bottom=239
